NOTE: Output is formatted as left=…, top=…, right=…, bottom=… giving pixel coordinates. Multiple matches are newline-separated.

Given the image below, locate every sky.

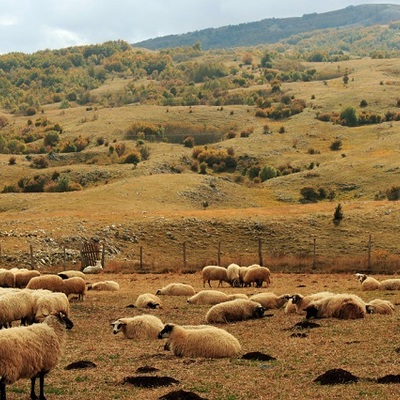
left=0, top=0, right=398, bottom=54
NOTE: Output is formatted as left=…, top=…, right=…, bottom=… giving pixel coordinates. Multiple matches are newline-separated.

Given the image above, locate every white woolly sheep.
left=0, top=269, right=15, bottom=288
left=87, top=281, right=120, bottom=291
left=285, top=291, right=335, bottom=314
left=0, top=290, right=36, bottom=328
left=205, top=299, right=265, bottom=323
left=226, top=293, right=249, bottom=301
left=305, top=293, right=367, bottom=320
left=0, top=311, right=73, bottom=400
left=187, top=290, right=229, bottom=305
left=57, top=270, right=86, bottom=280
left=156, top=283, right=195, bottom=296
left=238, top=266, right=249, bottom=287
left=61, top=277, right=86, bottom=301
left=366, top=298, right=395, bottom=315
left=226, top=263, right=241, bottom=287
left=158, top=323, right=241, bottom=358
left=82, top=260, right=103, bottom=274
left=380, top=279, right=400, bottom=290
left=26, top=275, right=64, bottom=292
left=13, top=270, right=41, bottom=289
left=111, top=315, right=164, bottom=339
left=243, top=266, right=271, bottom=288
left=202, top=265, right=230, bottom=288
left=134, top=293, right=162, bottom=309
left=249, top=293, right=291, bottom=310
left=33, top=292, right=71, bottom=322
left=356, top=273, right=400, bottom=291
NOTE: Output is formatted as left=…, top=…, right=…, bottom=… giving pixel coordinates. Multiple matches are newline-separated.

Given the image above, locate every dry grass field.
left=5, top=271, right=400, bottom=400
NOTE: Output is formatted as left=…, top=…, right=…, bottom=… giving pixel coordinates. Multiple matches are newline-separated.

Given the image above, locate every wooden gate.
left=80, top=241, right=103, bottom=270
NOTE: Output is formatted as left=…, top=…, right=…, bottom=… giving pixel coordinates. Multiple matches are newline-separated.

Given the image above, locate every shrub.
left=330, top=139, right=342, bottom=151
left=44, top=131, right=60, bottom=147
left=278, top=126, right=285, bottom=134
left=138, top=145, right=150, bottom=160
left=31, top=156, right=49, bottom=169
left=26, top=107, right=37, bottom=116
left=340, top=106, right=358, bottom=127
left=360, top=99, right=368, bottom=108
left=333, top=203, right=344, bottom=224
left=183, top=136, right=195, bottom=148
left=123, top=151, right=141, bottom=164
left=259, top=166, right=277, bottom=181
left=8, top=156, right=16, bottom=165
left=199, top=162, right=207, bottom=174
left=300, top=186, right=320, bottom=202
left=386, top=186, right=400, bottom=201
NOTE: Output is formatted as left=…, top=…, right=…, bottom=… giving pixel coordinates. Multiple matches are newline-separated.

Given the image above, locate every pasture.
left=6, top=271, right=400, bottom=400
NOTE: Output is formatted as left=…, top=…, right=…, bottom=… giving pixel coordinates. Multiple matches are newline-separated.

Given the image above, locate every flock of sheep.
left=0, top=263, right=398, bottom=399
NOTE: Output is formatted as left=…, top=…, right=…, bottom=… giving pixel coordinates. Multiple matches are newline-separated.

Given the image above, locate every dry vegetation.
left=5, top=271, right=400, bottom=400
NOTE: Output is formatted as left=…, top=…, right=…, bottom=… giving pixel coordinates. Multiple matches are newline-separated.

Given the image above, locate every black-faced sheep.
left=243, top=266, right=271, bottom=288
left=111, top=315, right=164, bottom=339
left=226, top=263, right=241, bottom=287
left=158, top=323, right=241, bottom=358
left=305, top=293, right=367, bottom=320
left=202, top=266, right=230, bottom=288
left=0, top=290, right=35, bottom=328
left=249, top=293, right=291, bottom=310
left=87, top=281, right=120, bottom=291
left=0, top=311, right=73, bottom=400
left=57, top=270, right=86, bottom=280
left=366, top=299, right=395, bottom=315
left=285, top=291, right=334, bottom=314
left=355, top=273, right=400, bottom=291
left=187, top=290, right=229, bottom=305
left=205, top=299, right=265, bottom=323
left=156, top=283, right=195, bottom=296
left=134, top=293, right=162, bottom=309
left=33, top=292, right=71, bottom=323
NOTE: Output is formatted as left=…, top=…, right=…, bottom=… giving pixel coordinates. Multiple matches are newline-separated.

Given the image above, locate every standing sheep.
left=0, top=290, right=35, bottom=328
left=305, top=293, right=367, bottom=320
left=249, top=293, right=291, bottom=310
left=26, top=275, right=64, bottom=292
left=33, top=292, right=71, bottom=322
left=202, top=266, right=230, bottom=288
left=238, top=266, right=249, bottom=287
left=187, top=290, right=229, bottom=305
left=158, top=323, right=241, bottom=358
left=205, top=299, right=265, bottom=323
left=0, top=270, right=15, bottom=288
left=156, top=283, right=195, bottom=296
left=134, top=293, right=162, bottom=309
left=57, top=270, right=86, bottom=280
left=226, top=263, right=241, bottom=287
left=0, top=311, right=73, bottom=400
left=243, top=266, right=271, bottom=288
left=88, top=281, right=120, bottom=291
left=13, top=270, right=41, bottom=289
left=61, top=277, right=86, bottom=301
left=111, top=315, right=164, bottom=339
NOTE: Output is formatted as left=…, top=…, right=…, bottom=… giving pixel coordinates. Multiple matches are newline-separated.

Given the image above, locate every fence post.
left=30, top=244, right=35, bottom=270
left=217, top=241, right=221, bottom=266
left=0, top=244, right=2, bottom=264
left=63, top=246, right=66, bottom=270
left=183, top=242, right=187, bottom=270
left=101, top=244, right=105, bottom=269
left=367, top=234, right=372, bottom=271
left=139, top=246, right=143, bottom=272
left=258, top=238, right=263, bottom=266
left=312, top=238, right=316, bottom=270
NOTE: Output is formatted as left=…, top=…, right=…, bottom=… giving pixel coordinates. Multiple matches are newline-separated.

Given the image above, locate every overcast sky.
left=0, top=0, right=397, bottom=54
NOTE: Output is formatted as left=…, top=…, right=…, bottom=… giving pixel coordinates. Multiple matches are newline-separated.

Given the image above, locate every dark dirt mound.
left=159, top=389, right=208, bottom=400
left=242, top=351, right=276, bottom=361
left=64, top=360, right=97, bottom=370
left=292, top=320, right=321, bottom=330
left=290, top=332, right=307, bottom=338
left=122, top=376, right=179, bottom=388
left=314, top=368, right=359, bottom=385
left=136, top=366, right=160, bottom=374
left=377, top=374, right=400, bottom=383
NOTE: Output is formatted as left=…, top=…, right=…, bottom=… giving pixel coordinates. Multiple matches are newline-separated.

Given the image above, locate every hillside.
left=133, top=4, right=400, bottom=50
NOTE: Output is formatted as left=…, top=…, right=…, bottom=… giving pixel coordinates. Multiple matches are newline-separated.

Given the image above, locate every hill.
left=133, top=4, right=400, bottom=50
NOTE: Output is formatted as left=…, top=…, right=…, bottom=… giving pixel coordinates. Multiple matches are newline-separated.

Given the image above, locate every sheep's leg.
left=0, top=378, right=6, bottom=400
left=38, top=372, right=46, bottom=400
left=30, top=376, right=38, bottom=400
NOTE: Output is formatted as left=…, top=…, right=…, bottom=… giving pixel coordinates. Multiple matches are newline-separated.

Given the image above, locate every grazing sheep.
left=33, top=292, right=70, bottom=322
left=26, top=275, right=64, bottom=292
left=82, top=260, right=103, bottom=274
left=13, top=270, right=41, bottom=289
left=134, top=293, right=162, bottom=309
left=158, top=323, right=241, bottom=358
left=249, top=293, right=291, bottom=310
left=243, top=266, right=271, bottom=288
left=61, top=277, right=86, bottom=301
left=0, top=290, right=35, bottom=328
left=238, top=266, right=249, bottom=287
left=305, top=293, right=367, bottom=320
left=366, top=299, right=395, bottom=315
left=285, top=292, right=335, bottom=314
left=111, top=315, right=164, bottom=339
left=88, top=281, right=120, bottom=291
left=187, top=290, right=229, bottom=305
left=156, top=283, right=195, bottom=296
left=356, top=273, right=400, bottom=291
left=0, top=270, right=15, bottom=288
left=57, top=270, right=86, bottom=280
left=205, top=299, right=265, bottom=323
left=226, top=263, right=241, bottom=287
left=202, top=265, right=230, bottom=288
left=0, top=311, right=73, bottom=400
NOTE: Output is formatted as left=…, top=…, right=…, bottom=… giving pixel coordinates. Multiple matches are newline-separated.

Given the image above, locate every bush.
left=183, top=136, right=195, bottom=148
left=123, top=151, right=141, bottom=165
left=8, top=156, right=16, bottom=165
left=330, top=139, right=342, bottom=151
left=259, top=166, right=277, bottom=181
left=31, top=156, right=49, bottom=169
left=333, top=203, right=344, bottom=224
left=386, top=186, right=400, bottom=201
left=44, top=131, right=60, bottom=147
left=26, top=107, right=37, bottom=116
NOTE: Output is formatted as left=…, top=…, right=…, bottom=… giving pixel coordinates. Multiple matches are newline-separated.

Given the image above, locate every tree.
left=340, top=106, right=358, bottom=126
left=44, top=131, right=60, bottom=147
left=333, top=203, right=344, bottom=224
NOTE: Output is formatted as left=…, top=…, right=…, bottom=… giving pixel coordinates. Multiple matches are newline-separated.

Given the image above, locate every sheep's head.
left=253, top=305, right=266, bottom=319
left=111, top=319, right=125, bottom=335
left=280, top=294, right=292, bottom=302
left=158, top=323, right=174, bottom=339
left=355, top=273, right=367, bottom=283
left=291, top=294, right=304, bottom=305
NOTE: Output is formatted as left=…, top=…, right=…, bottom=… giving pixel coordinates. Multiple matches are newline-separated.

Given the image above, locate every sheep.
left=0, top=270, right=15, bottom=288
left=202, top=265, right=230, bottom=288
left=111, top=315, right=164, bottom=339
left=285, top=291, right=335, bottom=314
left=305, top=293, right=367, bottom=320
left=158, top=323, right=241, bottom=358
left=61, top=277, right=86, bottom=301
left=82, top=260, right=103, bottom=274
left=226, top=293, right=248, bottom=301
left=243, top=266, right=271, bottom=288
left=249, top=293, right=291, bottom=310
left=205, top=299, right=265, bottom=323
left=238, top=266, right=249, bottom=287
left=156, top=283, right=195, bottom=296
left=33, top=292, right=70, bottom=322
left=0, top=311, right=73, bottom=400
left=366, top=299, right=395, bottom=315
left=187, top=290, right=229, bottom=305
left=134, top=293, right=162, bottom=309
left=226, top=263, right=241, bottom=287
left=356, top=273, right=400, bottom=291
left=380, top=279, right=400, bottom=290
left=13, top=270, right=41, bottom=289
left=0, top=290, right=36, bottom=328
left=87, top=281, right=120, bottom=291
left=57, top=270, right=86, bottom=280
left=26, top=275, right=64, bottom=292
